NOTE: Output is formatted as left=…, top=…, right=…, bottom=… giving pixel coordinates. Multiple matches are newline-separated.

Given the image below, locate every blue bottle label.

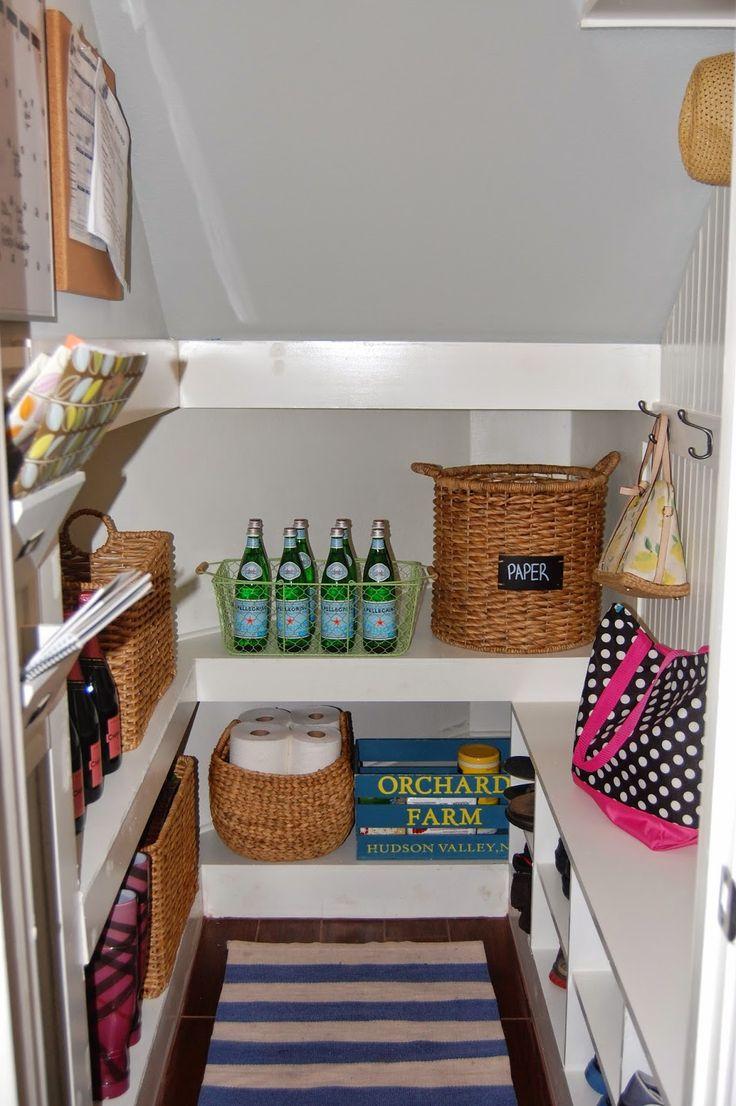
left=321, top=599, right=354, bottom=640
left=279, top=561, right=301, bottom=581
left=240, top=561, right=263, bottom=581
left=326, top=562, right=348, bottom=581
left=234, top=598, right=269, bottom=639
left=276, top=598, right=310, bottom=639
left=363, top=599, right=397, bottom=640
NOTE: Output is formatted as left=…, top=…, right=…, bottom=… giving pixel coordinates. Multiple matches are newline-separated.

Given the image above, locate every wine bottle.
left=67, top=659, right=103, bottom=804
left=78, top=592, right=122, bottom=774
left=69, top=718, right=86, bottom=834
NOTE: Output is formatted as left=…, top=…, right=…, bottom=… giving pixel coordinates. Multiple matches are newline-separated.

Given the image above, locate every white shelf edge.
left=79, top=653, right=198, bottom=955
left=566, top=1071, right=602, bottom=1106
left=580, top=0, right=736, bottom=26
left=538, top=862, right=571, bottom=956
left=573, top=969, right=625, bottom=1102
left=531, top=945, right=568, bottom=1056
left=108, top=894, right=203, bottom=1106
left=178, top=339, right=661, bottom=411
left=11, top=471, right=85, bottom=576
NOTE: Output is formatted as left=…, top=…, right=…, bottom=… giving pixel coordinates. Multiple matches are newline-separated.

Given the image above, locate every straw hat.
left=679, top=52, right=734, bottom=186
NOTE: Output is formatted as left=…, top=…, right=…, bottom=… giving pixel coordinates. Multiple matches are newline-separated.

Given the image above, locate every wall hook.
left=638, top=399, right=659, bottom=443
left=677, top=409, right=713, bottom=461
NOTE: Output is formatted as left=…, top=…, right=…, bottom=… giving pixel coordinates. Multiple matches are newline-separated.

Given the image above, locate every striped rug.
left=198, top=940, right=517, bottom=1105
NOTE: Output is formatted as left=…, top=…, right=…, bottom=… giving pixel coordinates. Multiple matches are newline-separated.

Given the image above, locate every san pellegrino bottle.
left=335, top=517, right=359, bottom=626
left=79, top=590, right=122, bottom=775
left=69, top=718, right=86, bottom=834
left=276, top=527, right=311, bottom=652
left=234, top=526, right=271, bottom=652
left=363, top=526, right=398, bottom=653
left=321, top=527, right=355, bottom=652
left=67, top=659, right=103, bottom=804
left=293, top=518, right=317, bottom=627
left=372, top=518, right=397, bottom=567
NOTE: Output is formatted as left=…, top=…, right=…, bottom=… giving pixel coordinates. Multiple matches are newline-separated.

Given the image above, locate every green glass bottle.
left=335, top=517, right=358, bottom=629
left=293, top=518, right=316, bottom=628
left=275, top=527, right=311, bottom=653
left=233, top=526, right=270, bottom=652
left=321, top=527, right=355, bottom=653
left=363, top=526, right=398, bottom=653
left=372, top=518, right=396, bottom=570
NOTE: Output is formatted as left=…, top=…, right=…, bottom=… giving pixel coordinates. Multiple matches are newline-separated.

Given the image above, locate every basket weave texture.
left=209, top=712, right=355, bottom=862
left=412, top=454, right=619, bottom=655
left=679, top=52, right=734, bottom=186
left=61, top=509, right=176, bottom=751
left=142, top=755, right=199, bottom=998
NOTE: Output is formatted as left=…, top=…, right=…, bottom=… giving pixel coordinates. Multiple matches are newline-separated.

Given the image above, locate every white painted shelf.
left=524, top=828, right=534, bottom=855
left=566, top=1071, right=601, bottom=1106
left=515, top=702, right=698, bottom=1106
left=79, top=654, right=197, bottom=955
left=581, top=0, right=735, bottom=26
left=178, top=339, right=660, bottom=411
left=185, top=607, right=590, bottom=704
left=573, top=969, right=625, bottom=1102
left=107, top=899, right=202, bottom=1106
left=532, top=945, right=567, bottom=1055
left=538, top=862, right=571, bottom=956
left=11, top=471, right=85, bottom=582
left=200, top=829, right=509, bottom=919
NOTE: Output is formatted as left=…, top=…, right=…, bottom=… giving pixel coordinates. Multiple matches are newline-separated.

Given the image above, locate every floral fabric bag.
left=594, top=413, right=688, bottom=598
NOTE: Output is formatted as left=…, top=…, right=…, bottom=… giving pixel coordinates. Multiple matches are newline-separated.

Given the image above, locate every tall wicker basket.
left=209, top=712, right=355, bottom=862
left=61, top=509, right=176, bottom=750
left=412, top=453, right=619, bottom=654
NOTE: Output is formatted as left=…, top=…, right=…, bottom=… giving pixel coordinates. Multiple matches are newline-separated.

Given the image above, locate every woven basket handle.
left=593, top=452, right=621, bottom=478
left=60, top=508, right=119, bottom=557
left=411, top=462, right=443, bottom=479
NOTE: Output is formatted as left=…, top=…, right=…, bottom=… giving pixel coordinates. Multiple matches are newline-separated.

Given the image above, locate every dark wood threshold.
left=155, top=916, right=554, bottom=1106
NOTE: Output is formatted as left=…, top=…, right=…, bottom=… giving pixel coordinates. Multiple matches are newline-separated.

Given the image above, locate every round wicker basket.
left=412, top=453, right=619, bottom=655
left=679, top=52, right=734, bottom=186
left=209, top=712, right=355, bottom=862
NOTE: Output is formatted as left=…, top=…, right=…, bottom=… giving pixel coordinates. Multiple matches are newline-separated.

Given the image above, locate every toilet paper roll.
left=290, top=705, right=341, bottom=731
left=239, top=706, right=292, bottom=728
left=289, top=728, right=342, bottom=775
left=229, top=723, right=290, bottom=775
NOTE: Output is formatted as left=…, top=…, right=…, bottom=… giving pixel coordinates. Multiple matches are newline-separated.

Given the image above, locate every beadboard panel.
left=641, top=190, right=729, bottom=651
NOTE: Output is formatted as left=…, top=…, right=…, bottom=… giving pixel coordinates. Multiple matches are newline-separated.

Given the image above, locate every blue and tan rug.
left=198, top=940, right=518, bottom=1105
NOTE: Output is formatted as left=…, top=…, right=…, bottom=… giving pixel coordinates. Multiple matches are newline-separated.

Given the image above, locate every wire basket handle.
left=60, top=508, right=119, bottom=557
left=411, top=462, right=443, bottom=479
left=195, top=561, right=212, bottom=576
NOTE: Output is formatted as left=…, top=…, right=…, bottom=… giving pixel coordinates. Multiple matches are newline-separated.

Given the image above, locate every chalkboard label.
left=498, top=555, right=564, bottom=591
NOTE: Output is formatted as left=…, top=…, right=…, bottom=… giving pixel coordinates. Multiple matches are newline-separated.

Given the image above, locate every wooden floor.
left=155, top=916, right=554, bottom=1106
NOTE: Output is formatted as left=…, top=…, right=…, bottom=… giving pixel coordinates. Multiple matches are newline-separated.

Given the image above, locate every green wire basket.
left=197, top=558, right=428, bottom=657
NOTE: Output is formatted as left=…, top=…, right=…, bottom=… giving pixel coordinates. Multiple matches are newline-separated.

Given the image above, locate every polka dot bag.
left=571, top=604, right=708, bottom=850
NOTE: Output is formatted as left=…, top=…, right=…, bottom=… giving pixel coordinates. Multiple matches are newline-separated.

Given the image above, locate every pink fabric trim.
left=572, top=774, right=698, bottom=850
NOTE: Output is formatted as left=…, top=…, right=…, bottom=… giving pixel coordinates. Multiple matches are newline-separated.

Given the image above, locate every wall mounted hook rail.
left=638, top=399, right=659, bottom=442
left=677, top=409, right=713, bottom=460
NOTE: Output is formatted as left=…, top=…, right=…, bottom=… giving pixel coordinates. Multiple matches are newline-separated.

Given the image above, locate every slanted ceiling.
left=91, top=0, right=731, bottom=341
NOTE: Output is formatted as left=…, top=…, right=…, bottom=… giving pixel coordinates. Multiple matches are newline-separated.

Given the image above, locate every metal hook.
left=638, top=399, right=658, bottom=443
left=677, top=409, right=713, bottom=461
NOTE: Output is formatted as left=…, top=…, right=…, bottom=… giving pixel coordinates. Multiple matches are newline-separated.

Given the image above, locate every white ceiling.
left=91, top=0, right=732, bottom=341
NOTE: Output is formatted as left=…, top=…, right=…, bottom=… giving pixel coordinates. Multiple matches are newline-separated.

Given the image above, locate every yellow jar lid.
left=458, top=743, right=500, bottom=768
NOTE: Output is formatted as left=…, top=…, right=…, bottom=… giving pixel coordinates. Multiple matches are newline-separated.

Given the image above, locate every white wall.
left=30, top=0, right=167, bottom=341
left=90, top=0, right=730, bottom=341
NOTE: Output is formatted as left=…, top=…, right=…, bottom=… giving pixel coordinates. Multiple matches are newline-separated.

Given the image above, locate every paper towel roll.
left=290, top=705, right=341, bottom=731
left=289, top=728, right=342, bottom=775
left=229, top=723, right=290, bottom=774
left=239, top=706, right=292, bottom=728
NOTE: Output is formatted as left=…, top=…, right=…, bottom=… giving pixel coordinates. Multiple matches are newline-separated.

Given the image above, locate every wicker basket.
left=141, top=755, right=199, bottom=998
left=679, top=52, right=733, bottom=186
left=412, top=453, right=619, bottom=654
left=61, top=509, right=176, bottom=751
left=209, top=711, right=355, bottom=861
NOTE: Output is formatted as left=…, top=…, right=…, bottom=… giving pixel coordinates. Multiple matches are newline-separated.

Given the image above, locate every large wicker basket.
left=210, top=712, right=355, bottom=862
left=141, top=755, right=199, bottom=998
left=412, top=453, right=619, bottom=654
left=61, top=509, right=176, bottom=751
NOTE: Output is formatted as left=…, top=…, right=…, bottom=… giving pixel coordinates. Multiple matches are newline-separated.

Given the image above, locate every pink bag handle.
left=573, top=629, right=679, bottom=773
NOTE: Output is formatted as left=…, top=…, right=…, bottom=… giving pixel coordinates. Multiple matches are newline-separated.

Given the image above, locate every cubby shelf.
left=531, top=945, right=567, bottom=1054
left=183, top=609, right=590, bottom=704
left=514, top=701, right=698, bottom=1106
left=573, top=969, right=625, bottom=1102
left=538, top=862, right=570, bottom=956
left=580, top=0, right=735, bottom=27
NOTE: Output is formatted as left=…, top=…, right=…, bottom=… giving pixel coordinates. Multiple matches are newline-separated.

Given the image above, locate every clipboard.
left=45, top=9, right=122, bottom=300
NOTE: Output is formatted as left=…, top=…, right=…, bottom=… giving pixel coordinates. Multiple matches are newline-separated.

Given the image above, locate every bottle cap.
left=246, top=527, right=260, bottom=537
left=372, top=518, right=390, bottom=530
left=335, top=518, right=352, bottom=527
left=293, top=518, right=309, bottom=528
left=248, top=518, right=263, bottom=529
left=371, top=527, right=386, bottom=538
left=283, top=527, right=297, bottom=537
left=330, top=527, right=345, bottom=538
